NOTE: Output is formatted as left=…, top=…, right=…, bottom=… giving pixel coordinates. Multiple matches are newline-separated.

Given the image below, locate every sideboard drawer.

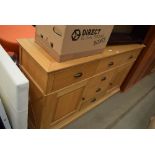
left=122, top=49, right=141, bottom=63
left=96, top=49, right=141, bottom=74
left=81, top=90, right=106, bottom=109
left=81, top=69, right=114, bottom=102
left=96, top=54, right=124, bottom=73
left=52, top=61, right=98, bottom=91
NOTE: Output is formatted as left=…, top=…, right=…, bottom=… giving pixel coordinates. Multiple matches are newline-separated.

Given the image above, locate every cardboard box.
left=35, top=25, right=114, bottom=62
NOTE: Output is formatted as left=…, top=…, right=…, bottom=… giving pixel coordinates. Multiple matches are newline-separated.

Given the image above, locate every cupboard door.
left=50, top=81, right=87, bottom=125
left=107, top=62, right=134, bottom=91
left=54, top=88, right=83, bottom=121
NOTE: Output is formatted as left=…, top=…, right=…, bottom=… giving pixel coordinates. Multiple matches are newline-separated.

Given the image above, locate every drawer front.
left=96, top=54, right=124, bottom=73
left=52, top=61, right=98, bottom=91
left=121, top=49, right=141, bottom=63
left=81, top=90, right=106, bottom=109
left=96, top=49, right=141, bottom=74
left=82, top=70, right=114, bottom=102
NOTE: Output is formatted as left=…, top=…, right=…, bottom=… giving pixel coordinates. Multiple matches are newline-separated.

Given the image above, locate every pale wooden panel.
left=20, top=48, right=49, bottom=93
left=107, top=62, right=134, bottom=91
left=54, top=87, right=83, bottom=121
left=52, top=61, right=98, bottom=91
left=96, top=49, right=141, bottom=74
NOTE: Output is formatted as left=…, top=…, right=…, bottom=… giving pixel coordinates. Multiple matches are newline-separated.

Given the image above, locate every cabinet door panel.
left=107, top=62, right=134, bottom=91
left=54, top=87, right=83, bottom=121
left=49, top=81, right=87, bottom=125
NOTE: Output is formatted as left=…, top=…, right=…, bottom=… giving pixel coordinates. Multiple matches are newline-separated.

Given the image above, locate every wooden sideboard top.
left=17, top=38, right=145, bottom=72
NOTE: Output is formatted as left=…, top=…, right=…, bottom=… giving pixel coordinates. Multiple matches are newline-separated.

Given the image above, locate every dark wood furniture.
left=121, top=26, right=155, bottom=91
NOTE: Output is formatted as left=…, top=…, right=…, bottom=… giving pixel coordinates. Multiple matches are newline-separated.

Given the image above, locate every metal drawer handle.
left=74, top=72, right=83, bottom=78
left=40, top=34, right=43, bottom=38
left=82, top=97, right=85, bottom=101
left=91, top=98, right=96, bottom=103
left=101, top=76, right=106, bottom=81
left=96, top=88, right=101, bottom=92
left=108, top=62, right=114, bottom=67
left=128, top=55, right=133, bottom=59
